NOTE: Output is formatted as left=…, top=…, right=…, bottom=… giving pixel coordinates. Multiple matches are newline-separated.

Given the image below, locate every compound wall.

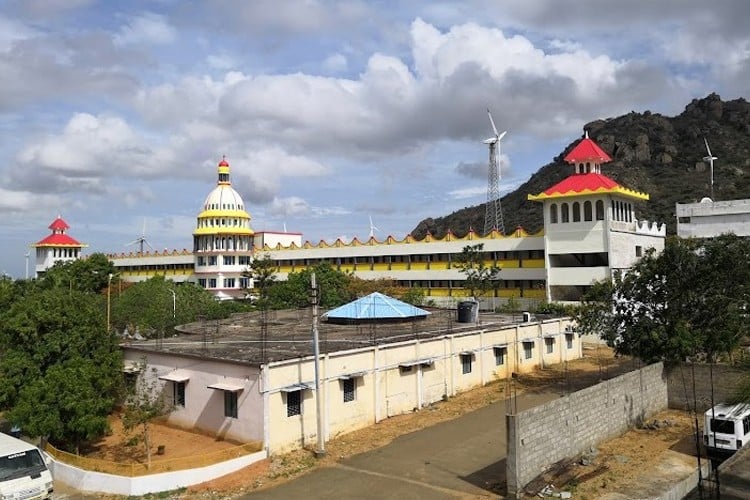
left=506, top=362, right=667, bottom=498
left=666, top=363, right=747, bottom=413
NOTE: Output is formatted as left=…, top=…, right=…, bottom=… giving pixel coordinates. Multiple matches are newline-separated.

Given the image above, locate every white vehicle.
left=0, top=432, right=53, bottom=500
left=704, top=402, right=750, bottom=454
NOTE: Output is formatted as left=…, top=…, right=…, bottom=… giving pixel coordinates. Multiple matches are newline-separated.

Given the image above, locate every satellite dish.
left=700, top=197, right=713, bottom=204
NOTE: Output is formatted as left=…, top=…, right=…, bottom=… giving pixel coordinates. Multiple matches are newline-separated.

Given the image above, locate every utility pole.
left=107, top=273, right=113, bottom=332
left=311, top=272, right=326, bottom=457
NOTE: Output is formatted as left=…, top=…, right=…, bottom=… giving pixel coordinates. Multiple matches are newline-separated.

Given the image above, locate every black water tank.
left=457, top=301, right=476, bottom=323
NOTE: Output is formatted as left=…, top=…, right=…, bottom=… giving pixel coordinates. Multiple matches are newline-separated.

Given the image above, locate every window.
left=460, top=353, right=473, bottom=374
left=198, top=278, right=207, bottom=288
left=545, top=337, right=555, bottom=354
left=224, top=278, right=235, bottom=288
left=239, top=277, right=249, bottom=288
left=566, top=334, right=574, bottom=350
left=197, top=256, right=205, bottom=266
left=209, top=278, right=217, bottom=288
left=561, top=203, right=570, bottom=223
left=174, top=382, right=186, bottom=407
left=595, top=200, right=604, bottom=220
left=584, top=201, right=593, bottom=221
left=523, top=342, right=534, bottom=360
left=343, top=378, right=356, bottom=403
left=287, top=390, right=302, bottom=417
left=572, top=202, right=581, bottom=222
left=224, top=391, right=238, bottom=418
left=208, top=256, right=217, bottom=266
left=550, top=204, right=558, bottom=223
left=224, top=256, right=235, bottom=265
left=494, top=347, right=506, bottom=366
left=635, top=246, right=643, bottom=257
left=238, top=256, right=251, bottom=265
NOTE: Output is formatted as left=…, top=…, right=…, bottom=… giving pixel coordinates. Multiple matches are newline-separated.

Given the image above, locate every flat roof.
left=122, top=308, right=545, bottom=365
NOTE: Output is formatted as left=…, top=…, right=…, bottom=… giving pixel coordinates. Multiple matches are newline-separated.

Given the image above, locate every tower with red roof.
left=528, top=132, right=665, bottom=302
left=31, top=216, right=87, bottom=278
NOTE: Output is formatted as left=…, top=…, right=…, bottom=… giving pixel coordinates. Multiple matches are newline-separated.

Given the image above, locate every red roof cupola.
left=33, top=215, right=86, bottom=247
left=528, top=132, right=648, bottom=202
left=563, top=131, right=612, bottom=165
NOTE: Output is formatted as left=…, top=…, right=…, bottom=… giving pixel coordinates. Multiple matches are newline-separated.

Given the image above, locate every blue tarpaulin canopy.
left=323, top=292, right=430, bottom=324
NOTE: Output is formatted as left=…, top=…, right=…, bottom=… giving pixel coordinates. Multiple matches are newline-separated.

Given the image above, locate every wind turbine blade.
left=483, top=138, right=497, bottom=144
left=487, top=108, right=499, bottom=137
left=704, top=137, right=712, bottom=157
left=145, top=240, right=154, bottom=251
left=497, top=131, right=507, bottom=141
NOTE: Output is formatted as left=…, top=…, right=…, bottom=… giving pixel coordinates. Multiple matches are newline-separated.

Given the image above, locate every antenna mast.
left=484, top=109, right=506, bottom=236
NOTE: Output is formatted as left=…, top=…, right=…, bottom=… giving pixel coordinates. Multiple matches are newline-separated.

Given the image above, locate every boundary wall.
left=50, top=449, right=267, bottom=496
left=506, top=362, right=667, bottom=498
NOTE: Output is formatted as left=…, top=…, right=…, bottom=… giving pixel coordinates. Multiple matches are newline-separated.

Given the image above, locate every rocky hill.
left=411, top=93, right=750, bottom=238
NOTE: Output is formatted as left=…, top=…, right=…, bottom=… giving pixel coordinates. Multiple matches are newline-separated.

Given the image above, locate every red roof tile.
left=564, top=137, right=612, bottom=163
left=35, top=233, right=82, bottom=246
left=528, top=173, right=649, bottom=201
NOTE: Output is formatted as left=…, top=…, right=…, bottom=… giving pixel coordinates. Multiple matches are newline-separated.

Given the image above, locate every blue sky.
left=2, top=0, right=750, bottom=278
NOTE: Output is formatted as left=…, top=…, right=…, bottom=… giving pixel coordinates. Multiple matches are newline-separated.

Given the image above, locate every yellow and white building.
left=109, top=133, right=666, bottom=304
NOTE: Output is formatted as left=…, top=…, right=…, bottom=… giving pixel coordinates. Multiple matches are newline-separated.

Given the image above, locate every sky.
left=2, top=0, right=750, bottom=278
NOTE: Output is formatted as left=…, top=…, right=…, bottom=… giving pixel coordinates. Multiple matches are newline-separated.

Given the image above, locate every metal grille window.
left=545, top=338, right=555, bottom=354
left=566, top=334, right=574, bottom=349
left=343, top=378, right=356, bottom=403
left=493, top=347, right=506, bottom=366
left=523, top=342, right=534, bottom=360
left=174, top=382, right=185, bottom=407
left=287, top=390, right=302, bottom=417
left=224, top=391, right=238, bottom=418
left=460, top=353, right=473, bottom=374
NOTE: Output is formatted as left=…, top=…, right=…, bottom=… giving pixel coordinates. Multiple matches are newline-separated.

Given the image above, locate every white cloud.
left=114, top=12, right=177, bottom=46
left=448, top=186, right=485, bottom=200
left=322, top=52, right=348, bottom=72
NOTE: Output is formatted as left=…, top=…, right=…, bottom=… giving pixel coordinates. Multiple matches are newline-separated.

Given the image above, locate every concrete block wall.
left=666, top=363, right=747, bottom=413
left=507, top=362, right=667, bottom=498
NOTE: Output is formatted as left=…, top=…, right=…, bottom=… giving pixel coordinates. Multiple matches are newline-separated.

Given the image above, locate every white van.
left=703, top=402, right=750, bottom=454
left=0, top=432, right=54, bottom=500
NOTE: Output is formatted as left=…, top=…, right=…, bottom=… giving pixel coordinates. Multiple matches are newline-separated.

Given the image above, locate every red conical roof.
left=48, top=216, right=70, bottom=231
left=563, top=135, right=612, bottom=164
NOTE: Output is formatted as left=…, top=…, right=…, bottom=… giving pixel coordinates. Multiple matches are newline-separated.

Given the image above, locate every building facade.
left=124, top=316, right=579, bottom=453
left=676, top=198, right=750, bottom=238
left=109, top=134, right=666, bottom=303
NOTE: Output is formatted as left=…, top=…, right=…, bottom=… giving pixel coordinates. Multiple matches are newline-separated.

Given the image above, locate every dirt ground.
left=82, top=344, right=697, bottom=499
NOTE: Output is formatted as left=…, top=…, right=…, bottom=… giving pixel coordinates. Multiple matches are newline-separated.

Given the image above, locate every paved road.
left=243, top=391, right=558, bottom=500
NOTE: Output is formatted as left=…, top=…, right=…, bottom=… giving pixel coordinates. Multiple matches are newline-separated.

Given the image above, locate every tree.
left=454, top=244, right=501, bottom=300
left=39, top=252, right=115, bottom=293
left=122, top=363, right=172, bottom=469
left=0, top=287, right=122, bottom=450
left=575, top=235, right=750, bottom=363
left=268, top=263, right=353, bottom=309
left=244, top=253, right=277, bottom=308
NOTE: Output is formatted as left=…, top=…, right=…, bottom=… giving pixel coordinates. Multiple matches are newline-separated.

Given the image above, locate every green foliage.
left=111, top=276, right=245, bottom=338
left=0, top=287, right=121, bottom=449
left=454, top=244, right=501, bottom=299
left=576, top=235, right=750, bottom=363
left=244, top=253, right=277, bottom=309
left=534, top=301, right=577, bottom=317
left=399, top=287, right=426, bottom=306
left=39, top=253, right=116, bottom=293
left=268, top=263, right=353, bottom=309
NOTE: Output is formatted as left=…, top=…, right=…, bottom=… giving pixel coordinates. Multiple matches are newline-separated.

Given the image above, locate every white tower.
left=31, top=216, right=87, bottom=278
left=193, top=157, right=255, bottom=299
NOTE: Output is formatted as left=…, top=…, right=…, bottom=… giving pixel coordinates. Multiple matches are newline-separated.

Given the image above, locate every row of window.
left=196, top=255, right=252, bottom=267
left=197, top=277, right=250, bottom=289
left=196, top=218, right=250, bottom=229
left=276, top=250, right=545, bottom=269
left=194, top=236, right=253, bottom=252
left=204, top=202, right=244, bottom=211
left=48, top=248, right=80, bottom=258
left=167, top=340, right=574, bottom=419
left=549, top=200, right=635, bottom=224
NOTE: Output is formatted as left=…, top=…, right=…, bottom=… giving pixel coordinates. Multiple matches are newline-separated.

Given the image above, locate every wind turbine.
left=126, top=219, right=154, bottom=254
left=368, top=215, right=380, bottom=240
left=483, top=109, right=507, bottom=236
left=703, top=137, right=717, bottom=200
